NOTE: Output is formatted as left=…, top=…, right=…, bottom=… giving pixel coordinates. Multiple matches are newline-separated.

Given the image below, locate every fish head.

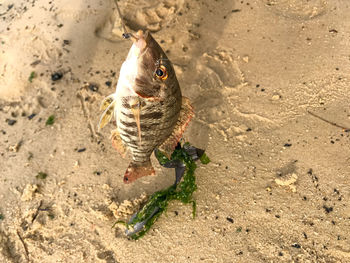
left=119, top=30, right=178, bottom=99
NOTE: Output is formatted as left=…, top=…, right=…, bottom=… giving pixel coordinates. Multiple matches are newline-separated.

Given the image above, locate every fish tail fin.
left=123, top=160, right=155, bottom=184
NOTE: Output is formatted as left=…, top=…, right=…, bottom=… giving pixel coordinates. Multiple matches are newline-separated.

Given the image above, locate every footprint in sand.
left=265, top=0, right=328, bottom=19
left=96, top=0, right=184, bottom=41
left=191, top=49, right=245, bottom=125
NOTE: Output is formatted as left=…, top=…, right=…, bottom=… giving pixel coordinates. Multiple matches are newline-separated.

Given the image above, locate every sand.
left=1, top=0, right=350, bottom=262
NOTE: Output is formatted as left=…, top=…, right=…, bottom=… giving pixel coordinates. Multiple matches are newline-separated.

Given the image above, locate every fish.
left=99, top=30, right=193, bottom=183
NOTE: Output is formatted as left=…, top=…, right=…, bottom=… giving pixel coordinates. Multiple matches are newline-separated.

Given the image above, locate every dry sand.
left=1, top=0, right=350, bottom=262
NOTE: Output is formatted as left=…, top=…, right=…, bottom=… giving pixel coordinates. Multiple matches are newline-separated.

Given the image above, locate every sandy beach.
left=1, top=0, right=350, bottom=262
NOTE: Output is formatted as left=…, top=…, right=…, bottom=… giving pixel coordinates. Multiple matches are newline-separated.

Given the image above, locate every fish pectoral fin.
left=159, top=96, right=194, bottom=156
left=100, top=94, right=116, bottom=111
left=98, top=94, right=117, bottom=130
left=110, top=129, right=127, bottom=157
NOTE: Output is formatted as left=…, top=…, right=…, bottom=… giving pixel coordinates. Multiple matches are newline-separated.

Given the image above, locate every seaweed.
left=46, top=115, right=55, bottom=125
left=28, top=71, right=36, bottom=83
left=114, top=143, right=210, bottom=240
left=36, top=172, right=47, bottom=179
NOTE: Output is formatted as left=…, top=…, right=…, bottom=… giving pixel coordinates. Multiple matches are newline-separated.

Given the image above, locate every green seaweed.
left=28, top=71, right=36, bottom=83
left=0, top=214, right=4, bottom=220
left=46, top=115, right=55, bottom=125
left=115, top=143, right=209, bottom=240
left=36, top=172, right=47, bottom=179
left=200, top=153, right=210, bottom=164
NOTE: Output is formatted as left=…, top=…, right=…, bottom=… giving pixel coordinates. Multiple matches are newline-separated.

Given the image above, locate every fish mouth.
left=133, top=30, right=148, bottom=55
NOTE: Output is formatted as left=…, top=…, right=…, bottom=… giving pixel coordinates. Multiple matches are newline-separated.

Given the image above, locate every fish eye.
left=155, top=65, right=168, bottom=80
left=156, top=68, right=164, bottom=77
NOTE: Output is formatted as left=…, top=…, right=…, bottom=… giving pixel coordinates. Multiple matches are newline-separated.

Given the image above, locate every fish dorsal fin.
left=159, top=96, right=194, bottom=157
left=98, top=94, right=117, bottom=131
left=110, top=129, right=127, bottom=157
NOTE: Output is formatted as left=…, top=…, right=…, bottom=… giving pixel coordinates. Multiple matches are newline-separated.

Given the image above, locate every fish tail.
left=123, top=160, right=155, bottom=184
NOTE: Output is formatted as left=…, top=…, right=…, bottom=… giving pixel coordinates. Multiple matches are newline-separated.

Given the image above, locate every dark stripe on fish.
left=121, top=110, right=164, bottom=120
left=119, top=131, right=156, bottom=142
left=119, top=119, right=175, bottom=131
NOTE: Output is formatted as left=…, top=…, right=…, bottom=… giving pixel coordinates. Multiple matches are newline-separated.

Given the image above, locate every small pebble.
left=242, top=56, right=249, bottom=63
left=51, top=72, right=63, bottom=81
left=323, top=205, right=333, bottom=213
left=272, top=94, right=280, bottom=100
left=6, top=119, right=16, bottom=126
left=105, top=81, right=112, bottom=87
left=88, top=83, right=98, bottom=92
left=226, top=217, right=234, bottom=223
left=28, top=113, right=36, bottom=120
left=77, top=148, right=86, bottom=153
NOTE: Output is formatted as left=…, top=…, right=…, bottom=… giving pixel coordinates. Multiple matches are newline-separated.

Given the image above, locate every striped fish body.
left=115, top=30, right=183, bottom=183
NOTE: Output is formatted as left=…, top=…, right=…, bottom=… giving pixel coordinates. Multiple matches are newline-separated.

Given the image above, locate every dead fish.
left=99, top=30, right=193, bottom=183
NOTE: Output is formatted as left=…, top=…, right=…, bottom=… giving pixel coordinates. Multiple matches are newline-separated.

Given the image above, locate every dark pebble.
left=291, top=243, right=301, bottom=248
left=323, top=205, right=333, bottom=213
left=77, top=148, right=86, bottom=153
left=28, top=113, right=36, bottom=120
left=246, top=127, right=252, bottom=132
left=63, top=39, right=71, bottom=45
left=51, top=72, right=63, bottom=81
left=278, top=252, right=283, bottom=256
left=174, top=211, right=178, bottom=216
left=226, top=217, right=234, bottom=223
left=57, top=24, right=63, bottom=28
left=284, top=143, right=292, bottom=147
left=6, top=119, right=16, bottom=126
left=105, top=81, right=112, bottom=87
left=88, top=83, right=98, bottom=92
